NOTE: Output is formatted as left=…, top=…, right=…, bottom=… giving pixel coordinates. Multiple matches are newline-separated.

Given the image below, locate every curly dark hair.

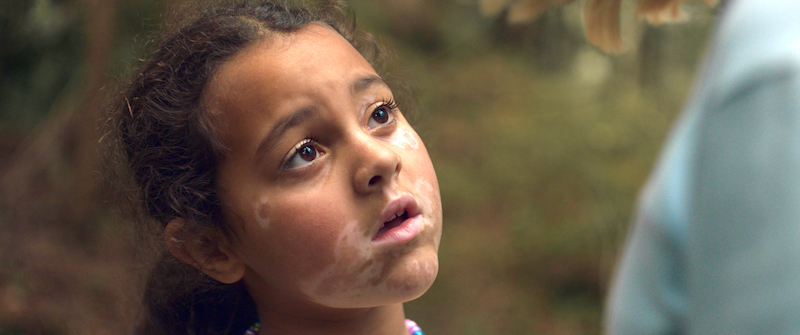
left=103, top=1, right=384, bottom=333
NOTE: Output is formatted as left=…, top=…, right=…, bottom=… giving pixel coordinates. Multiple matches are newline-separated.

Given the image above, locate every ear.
left=165, top=218, right=246, bottom=284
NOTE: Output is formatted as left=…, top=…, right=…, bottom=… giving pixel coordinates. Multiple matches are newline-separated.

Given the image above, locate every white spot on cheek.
left=414, top=177, right=443, bottom=247
left=387, top=128, right=419, bottom=150
left=255, top=197, right=271, bottom=229
left=413, top=178, right=437, bottom=230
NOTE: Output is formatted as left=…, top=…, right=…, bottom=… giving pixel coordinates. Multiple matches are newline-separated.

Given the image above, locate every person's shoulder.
left=702, top=0, right=800, bottom=104
left=715, top=0, right=800, bottom=55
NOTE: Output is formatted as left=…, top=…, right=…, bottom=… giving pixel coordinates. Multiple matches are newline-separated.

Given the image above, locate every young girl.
left=105, top=1, right=442, bottom=334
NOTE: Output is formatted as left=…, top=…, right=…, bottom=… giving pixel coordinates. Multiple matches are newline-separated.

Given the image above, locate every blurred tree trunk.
left=1, top=0, right=115, bottom=243
left=639, top=25, right=665, bottom=88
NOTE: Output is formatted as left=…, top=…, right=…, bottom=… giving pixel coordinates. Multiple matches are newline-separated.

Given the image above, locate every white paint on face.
left=255, top=196, right=271, bottom=229
left=413, top=177, right=443, bottom=247
left=407, top=259, right=437, bottom=287
left=298, top=219, right=384, bottom=306
left=413, top=178, right=436, bottom=228
left=387, top=128, right=419, bottom=150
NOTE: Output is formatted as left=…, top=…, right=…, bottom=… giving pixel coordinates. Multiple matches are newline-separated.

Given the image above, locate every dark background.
left=0, top=0, right=717, bottom=333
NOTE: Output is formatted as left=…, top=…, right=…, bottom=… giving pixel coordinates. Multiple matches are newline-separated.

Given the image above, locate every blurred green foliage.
left=0, top=0, right=716, bottom=334
left=0, top=0, right=83, bottom=129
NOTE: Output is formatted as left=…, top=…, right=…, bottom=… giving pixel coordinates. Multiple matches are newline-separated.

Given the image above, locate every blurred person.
left=604, top=0, right=800, bottom=333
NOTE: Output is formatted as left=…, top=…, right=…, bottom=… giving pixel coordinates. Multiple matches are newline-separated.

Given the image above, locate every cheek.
left=414, top=176, right=443, bottom=248
left=406, top=139, right=443, bottom=248
left=244, top=198, right=347, bottom=293
left=387, top=127, right=419, bottom=150
left=255, top=196, right=271, bottom=229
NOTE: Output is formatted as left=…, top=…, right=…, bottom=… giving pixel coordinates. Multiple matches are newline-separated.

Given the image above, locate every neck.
left=258, top=303, right=407, bottom=335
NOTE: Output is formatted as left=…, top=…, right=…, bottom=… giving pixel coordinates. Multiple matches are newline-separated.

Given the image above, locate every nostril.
left=368, top=175, right=381, bottom=186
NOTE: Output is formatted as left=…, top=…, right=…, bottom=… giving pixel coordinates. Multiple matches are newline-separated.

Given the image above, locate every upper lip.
left=375, top=193, right=420, bottom=236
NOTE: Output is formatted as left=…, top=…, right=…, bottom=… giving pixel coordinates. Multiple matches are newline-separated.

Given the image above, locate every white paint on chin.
left=409, top=258, right=438, bottom=286
left=298, top=220, right=383, bottom=305
left=387, top=128, right=419, bottom=150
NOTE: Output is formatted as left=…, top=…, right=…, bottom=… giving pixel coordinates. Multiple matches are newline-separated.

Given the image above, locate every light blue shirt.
left=604, top=0, right=800, bottom=334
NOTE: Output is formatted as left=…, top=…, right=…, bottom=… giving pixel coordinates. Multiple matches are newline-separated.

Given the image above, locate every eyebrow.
left=255, top=107, right=317, bottom=162
left=352, top=75, right=390, bottom=94
left=254, top=75, right=390, bottom=162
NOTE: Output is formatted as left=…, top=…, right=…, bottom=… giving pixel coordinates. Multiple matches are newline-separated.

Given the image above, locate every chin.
left=387, top=247, right=439, bottom=303
left=342, top=249, right=439, bottom=309
left=302, top=242, right=440, bottom=309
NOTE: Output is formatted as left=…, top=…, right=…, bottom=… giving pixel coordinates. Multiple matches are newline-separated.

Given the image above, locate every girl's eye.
left=367, top=101, right=397, bottom=129
left=285, top=140, right=320, bottom=169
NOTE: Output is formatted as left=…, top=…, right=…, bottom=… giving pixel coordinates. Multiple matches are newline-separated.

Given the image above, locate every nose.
left=353, top=136, right=402, bottom=194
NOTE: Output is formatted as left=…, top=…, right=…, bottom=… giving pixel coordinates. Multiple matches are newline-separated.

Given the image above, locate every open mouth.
left=372, top=194, right=421, bottom=244
left=374, top=210, right=409, bottom=239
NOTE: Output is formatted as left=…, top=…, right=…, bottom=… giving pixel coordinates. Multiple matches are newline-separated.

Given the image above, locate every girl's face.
left=204, top=24, right=442, bottom=315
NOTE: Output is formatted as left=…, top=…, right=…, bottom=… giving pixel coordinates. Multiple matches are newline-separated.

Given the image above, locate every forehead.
left=201, top=22, right=381, bottom=164
left=202, top=23, right=376, bottom=114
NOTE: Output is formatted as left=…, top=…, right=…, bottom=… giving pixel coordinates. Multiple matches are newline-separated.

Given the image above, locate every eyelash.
left=380, top=98, right=398, bottom=111
left=368, top=98, right=399, bottom=128
left=283, top=136, right=322, bottom=170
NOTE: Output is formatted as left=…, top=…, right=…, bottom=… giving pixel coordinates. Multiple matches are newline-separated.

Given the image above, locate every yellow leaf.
left=507, top=0, right=551, bottom=23
left=584, top=0, right=624, bottom=53
left=636, top=0, right=686, bottom=24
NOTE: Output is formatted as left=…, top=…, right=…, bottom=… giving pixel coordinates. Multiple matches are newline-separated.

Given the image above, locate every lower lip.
left=372, top=214, right=422, bottom=245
